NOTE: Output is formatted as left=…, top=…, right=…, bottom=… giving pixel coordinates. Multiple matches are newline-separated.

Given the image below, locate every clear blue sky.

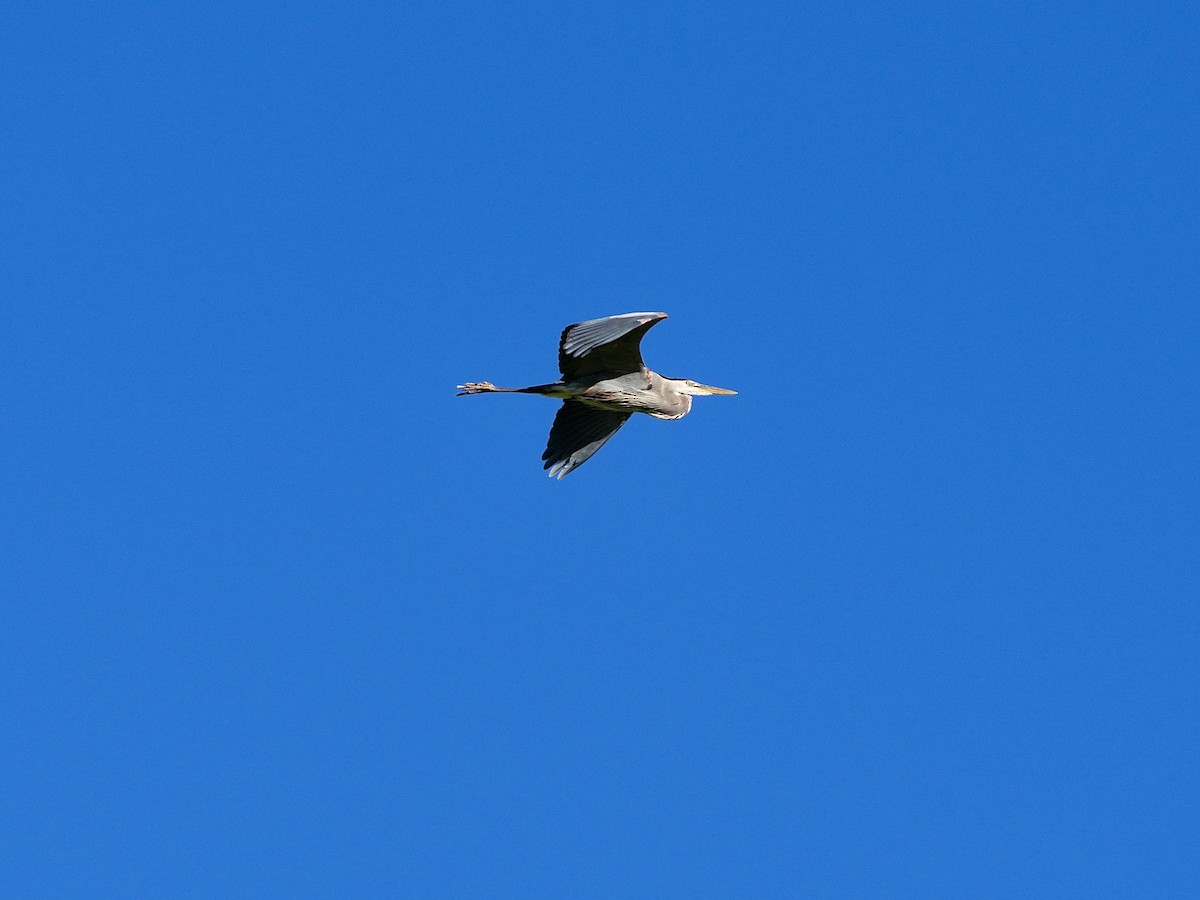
left=5, top=1, right=1198, bottom=896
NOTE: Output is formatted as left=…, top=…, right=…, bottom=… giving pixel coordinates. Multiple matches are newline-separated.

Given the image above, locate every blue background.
left=5, top=1, right=1198, bottom=895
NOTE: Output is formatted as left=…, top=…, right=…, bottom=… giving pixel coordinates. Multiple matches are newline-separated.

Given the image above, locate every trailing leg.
left=456, top=381, right=562, bottom=397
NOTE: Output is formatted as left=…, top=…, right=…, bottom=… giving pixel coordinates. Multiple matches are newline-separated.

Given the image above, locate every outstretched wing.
left=541, top=402, right=632, bottom=479
left=558, top=312, right=667, bottom=379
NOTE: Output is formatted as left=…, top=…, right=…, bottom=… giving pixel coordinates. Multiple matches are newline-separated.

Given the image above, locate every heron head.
left=677, top=379, right=737, bottom=396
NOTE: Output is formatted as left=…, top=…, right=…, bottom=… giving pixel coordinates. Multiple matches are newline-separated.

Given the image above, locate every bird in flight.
left=457, top=312, right=736, bottom=478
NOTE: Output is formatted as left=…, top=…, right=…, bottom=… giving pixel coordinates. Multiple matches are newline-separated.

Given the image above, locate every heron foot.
left=456, top=381, right=496, bottom=395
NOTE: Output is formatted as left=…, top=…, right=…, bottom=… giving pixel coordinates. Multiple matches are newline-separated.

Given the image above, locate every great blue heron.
left=457, top=312, right=736, bottom=478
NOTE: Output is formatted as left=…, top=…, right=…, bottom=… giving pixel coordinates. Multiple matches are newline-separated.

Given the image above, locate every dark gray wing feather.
left=541, top=402, right=632, bottom=479
left=558, top=312, right=667, bottom=379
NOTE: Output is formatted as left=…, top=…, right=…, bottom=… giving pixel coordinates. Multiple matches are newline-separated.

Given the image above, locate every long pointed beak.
left=696, top=384, right=737, bottom=395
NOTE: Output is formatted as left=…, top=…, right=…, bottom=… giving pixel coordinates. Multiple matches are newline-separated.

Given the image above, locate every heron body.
left=457, top=312, right=736, bottom=478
